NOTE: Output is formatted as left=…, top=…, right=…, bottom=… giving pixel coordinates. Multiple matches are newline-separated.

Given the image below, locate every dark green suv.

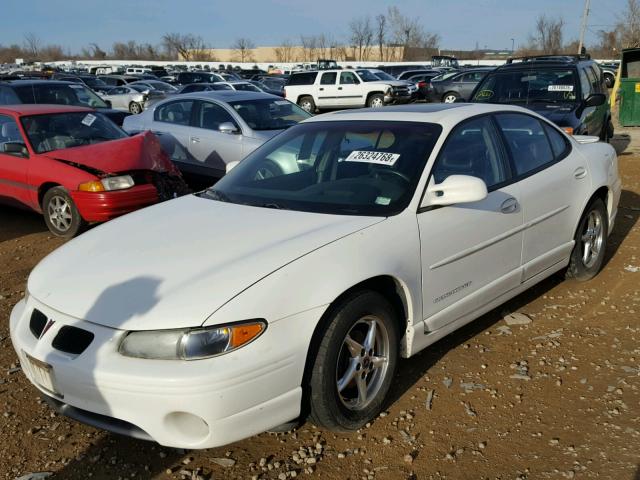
left=470, top=55, right=614, bottom=142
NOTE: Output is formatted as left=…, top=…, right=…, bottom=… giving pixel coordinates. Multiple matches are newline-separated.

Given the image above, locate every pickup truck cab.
left=284, top=69, right=412, bottom=112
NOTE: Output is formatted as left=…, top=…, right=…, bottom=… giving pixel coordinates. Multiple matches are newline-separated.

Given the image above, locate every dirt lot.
left=1, top=131, right=639, bottom=480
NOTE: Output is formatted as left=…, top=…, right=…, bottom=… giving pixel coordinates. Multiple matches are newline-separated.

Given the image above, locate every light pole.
left=511, top=38, right=515, bottom=54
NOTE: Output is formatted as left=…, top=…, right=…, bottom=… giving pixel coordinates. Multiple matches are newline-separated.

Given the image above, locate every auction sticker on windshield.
left=81, top=113, right=97, bottom=127
left=548, top=85, right=574, bottom=92
left=344, top=150, right=400, bottom=166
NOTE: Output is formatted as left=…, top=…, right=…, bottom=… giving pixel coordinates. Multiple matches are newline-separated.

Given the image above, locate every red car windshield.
left=21, top=112, right=128, bottom=154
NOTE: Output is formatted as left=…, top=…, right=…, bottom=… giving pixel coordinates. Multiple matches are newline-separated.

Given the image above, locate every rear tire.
left=42, top=186, right=85, bottom=239
left=566, top=198, right=608, bottom=281
left=600, top=119, right=614, bottom=143
left=604, top=73, right=614, bottom=89
left=308, top=291, right=399, bottom=431
left=442, top=92, right=459, bottom=103
left=297, top=96, right=315, bottom=113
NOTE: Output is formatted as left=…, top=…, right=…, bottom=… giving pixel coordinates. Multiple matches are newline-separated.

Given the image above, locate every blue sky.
left=1, top=0, right=625, bottom=52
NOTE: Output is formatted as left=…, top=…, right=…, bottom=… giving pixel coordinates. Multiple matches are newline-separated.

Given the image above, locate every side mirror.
left=3, top=142, right=29, bottom=157
left=422, top=175, right=488, bottom=207
left=226, top=160, right=240, bottom=173
left=584, top=93, right=605, bottom=107
left=104, top=99, right=112, bottom=108
left=219, top=122, right=239, bottom=135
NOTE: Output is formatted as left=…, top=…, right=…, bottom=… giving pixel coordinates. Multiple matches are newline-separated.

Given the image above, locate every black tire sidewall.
left=42, top=187, right=84, bottom=238
left=298, top=96, right=315, bottom=113
left=367, top=94, right=384, bottom=108
left=309, top=291, right=399, bottom=431
left=567, top=198, right=608, bottom=281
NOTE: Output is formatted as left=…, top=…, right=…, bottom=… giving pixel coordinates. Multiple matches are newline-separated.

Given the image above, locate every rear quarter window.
left=287, top=72, right=318, bottom=86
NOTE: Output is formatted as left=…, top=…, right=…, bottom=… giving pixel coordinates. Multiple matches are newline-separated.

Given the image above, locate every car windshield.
left=21, top=112, right=128, bottom=154
left=356, top=70, right=381, bottom=82
left=472, top=68, right=578, bottom=104
left=203, top=120, right=441, bottom=216
left=372, top=71, right=396, bottom=81
left=229, top=98, right=311, bottom=130
left=147, top=81, right=177, bottom=92
left=13, top=84, right=109, bottom=109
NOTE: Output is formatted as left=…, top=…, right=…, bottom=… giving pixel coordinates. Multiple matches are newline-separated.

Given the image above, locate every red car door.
left=0, top=114, right=35, bottom=210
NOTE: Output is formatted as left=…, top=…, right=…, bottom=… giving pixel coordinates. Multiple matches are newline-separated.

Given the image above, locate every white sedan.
left=10, top=103, right=621, bottom=449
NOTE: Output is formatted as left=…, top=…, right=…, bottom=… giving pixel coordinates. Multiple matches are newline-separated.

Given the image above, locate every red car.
left=0, top=105, right=188, bottom=237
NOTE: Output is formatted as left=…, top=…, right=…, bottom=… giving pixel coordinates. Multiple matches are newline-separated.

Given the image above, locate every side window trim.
left=418, top=112, right=513, bottom=213
left=493, top=112, right=571, bottom=183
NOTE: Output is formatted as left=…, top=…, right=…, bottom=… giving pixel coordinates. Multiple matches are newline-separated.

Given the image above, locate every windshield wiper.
left=200, top=189, right=231, bottom=202
left=261, top=202, right=288, bottom=210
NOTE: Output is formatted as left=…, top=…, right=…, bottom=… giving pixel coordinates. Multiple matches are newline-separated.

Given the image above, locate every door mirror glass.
left=104, top=99, right=112, bottom=108
left=219, top=122, right=239, bottom=134
left=423, top=175, right=488, bottom=207
left=3, top=142, right=28, bottom=157
left=584, top=93, right=605, bottom=107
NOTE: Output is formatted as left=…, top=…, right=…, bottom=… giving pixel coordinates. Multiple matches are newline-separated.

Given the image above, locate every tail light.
left=418, top=81, right=426, bottom=88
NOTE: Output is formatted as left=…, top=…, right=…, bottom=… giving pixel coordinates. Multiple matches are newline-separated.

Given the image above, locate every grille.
left=51, top=326, right=94, bottom=355
left=29, top=309, right=48, bottom=338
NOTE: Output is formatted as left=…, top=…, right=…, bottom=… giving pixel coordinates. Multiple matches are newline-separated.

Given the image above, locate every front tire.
left=566, top=198, right=608, bottom=281
left=309, top=291, right=399, bottom=431
left=367, top=93, right=385, bottom=108
left=42, top=186, right=85, bottom=238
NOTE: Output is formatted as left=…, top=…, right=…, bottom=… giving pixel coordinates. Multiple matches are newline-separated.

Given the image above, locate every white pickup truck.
left=284, top=69, right=413, bottom=112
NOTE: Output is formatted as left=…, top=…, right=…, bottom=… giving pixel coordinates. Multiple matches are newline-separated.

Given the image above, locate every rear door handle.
left=338, top=87, right=343, bottom=90
left=500, top=197, right=519, bottom=213
left=574, top=167, right=587, bottom=179
left=190, top=136, right=200, bottom=143
left=319, top=87, right=324, bottom=91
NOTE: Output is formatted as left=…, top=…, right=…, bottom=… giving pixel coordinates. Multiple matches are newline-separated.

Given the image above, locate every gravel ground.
left=1, top=131, right=639, bottom=480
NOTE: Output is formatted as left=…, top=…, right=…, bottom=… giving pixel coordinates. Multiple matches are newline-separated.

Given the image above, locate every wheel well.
left=38, top=182, right=61, bottom=208
left=366, top=91, right=385, bottom=103
left=442, top=91, right=458, bottom=100
left=592, top=186, right=609, bottom=214
left=298, top=275, right=409, bottom=420
left=297, top=95, right=312, bottom=104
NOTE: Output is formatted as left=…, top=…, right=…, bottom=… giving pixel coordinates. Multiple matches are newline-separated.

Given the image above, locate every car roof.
left=1, top=79, right=81, bottom=86
left=305, top=103, right=531, bottom=126
left=0, top=104, right=93, bottom=116
left=172, top=90, right=278, bottom=102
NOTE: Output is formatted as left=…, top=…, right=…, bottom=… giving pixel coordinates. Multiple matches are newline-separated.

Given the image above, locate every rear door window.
left=154, top=100, right=195, bottom=126
left=320, top=72, right=337, bottom=85
left=288, top=72, right=318, bottom=86
left=495, top=113, right=555, bottom=177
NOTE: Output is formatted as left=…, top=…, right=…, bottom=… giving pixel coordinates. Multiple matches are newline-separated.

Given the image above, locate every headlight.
left=78, top=174, right=135, bottom=192
left=118, top=320, right=267, bottom=360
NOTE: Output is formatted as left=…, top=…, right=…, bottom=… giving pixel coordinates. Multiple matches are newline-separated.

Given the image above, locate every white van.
left=126, top=67, right=153, bottom=75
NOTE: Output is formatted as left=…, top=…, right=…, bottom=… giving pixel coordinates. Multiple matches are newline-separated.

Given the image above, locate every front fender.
left=204, top=213, right=423, bottom=356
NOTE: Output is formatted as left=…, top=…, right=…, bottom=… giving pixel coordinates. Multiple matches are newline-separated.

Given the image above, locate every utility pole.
left=511, top=38, right=515, bottom=54
left=578, top=0, right=591, bottom=54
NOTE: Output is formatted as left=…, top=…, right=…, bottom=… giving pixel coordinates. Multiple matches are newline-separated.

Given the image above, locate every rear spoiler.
left=573, top=135, right=600, bottom=145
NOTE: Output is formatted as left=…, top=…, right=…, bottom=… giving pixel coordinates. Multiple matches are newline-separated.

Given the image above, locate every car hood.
left=28, top=195, right=383, bottom=330
left=522, top=103, right=577, bottom=126
left=96, top=108, right=130, bottom=126
left=42, top=131, right=180, bottom=176
left=367, top=80, right=408, bottom=88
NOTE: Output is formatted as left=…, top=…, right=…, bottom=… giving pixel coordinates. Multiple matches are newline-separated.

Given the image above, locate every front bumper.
left=384, top=92, right=412, bottom=105
left=71, top=184, right=159, bottom=222
left=10, top=297, right=317, bottom=448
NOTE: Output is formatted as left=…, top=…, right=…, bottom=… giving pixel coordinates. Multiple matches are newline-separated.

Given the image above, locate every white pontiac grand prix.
left=10, top=103, right=621, bottom=448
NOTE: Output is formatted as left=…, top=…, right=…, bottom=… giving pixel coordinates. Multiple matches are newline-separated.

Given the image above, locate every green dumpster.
left=618, top=48, right=640, bottom=126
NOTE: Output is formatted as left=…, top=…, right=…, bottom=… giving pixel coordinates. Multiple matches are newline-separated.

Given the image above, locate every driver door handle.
left=500, top=197, right=519, bottom=214
left=338, top=87, right=343, bottom=90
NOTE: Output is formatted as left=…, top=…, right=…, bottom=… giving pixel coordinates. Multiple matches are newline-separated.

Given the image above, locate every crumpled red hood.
left=43, top=131, right=180, bottom=176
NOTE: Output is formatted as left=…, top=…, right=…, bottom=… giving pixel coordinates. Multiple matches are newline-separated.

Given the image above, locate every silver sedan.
left=100, top=85, right=147, bottom=114
left=122, top=91, right=311, bottom=182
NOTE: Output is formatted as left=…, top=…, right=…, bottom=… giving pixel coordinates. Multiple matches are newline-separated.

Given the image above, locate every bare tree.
left=162, top=33, right=212, bottom=61
left=231, top=37, right=256, bottom=63
left=618, top=0, right=640, bottom=48
left=23, top=33, right=42, bottom=59
left=300, top=35, right=319, bottom=62
left=375, top=14, right=387, bottom=61
left=534, top=15, right=565, bottom=54
left=349, top=15, right=373, bottom=61
left=386, top=6, right=439, bottom=60
left=275, top=38, right=296, bottom=62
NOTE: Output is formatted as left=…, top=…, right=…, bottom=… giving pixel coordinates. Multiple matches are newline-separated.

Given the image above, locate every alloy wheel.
left=47, top=195, right=73, bottom=233
left=335, top=316, right=390, bottom=411
left=581, top=209, right=604, bottom=269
